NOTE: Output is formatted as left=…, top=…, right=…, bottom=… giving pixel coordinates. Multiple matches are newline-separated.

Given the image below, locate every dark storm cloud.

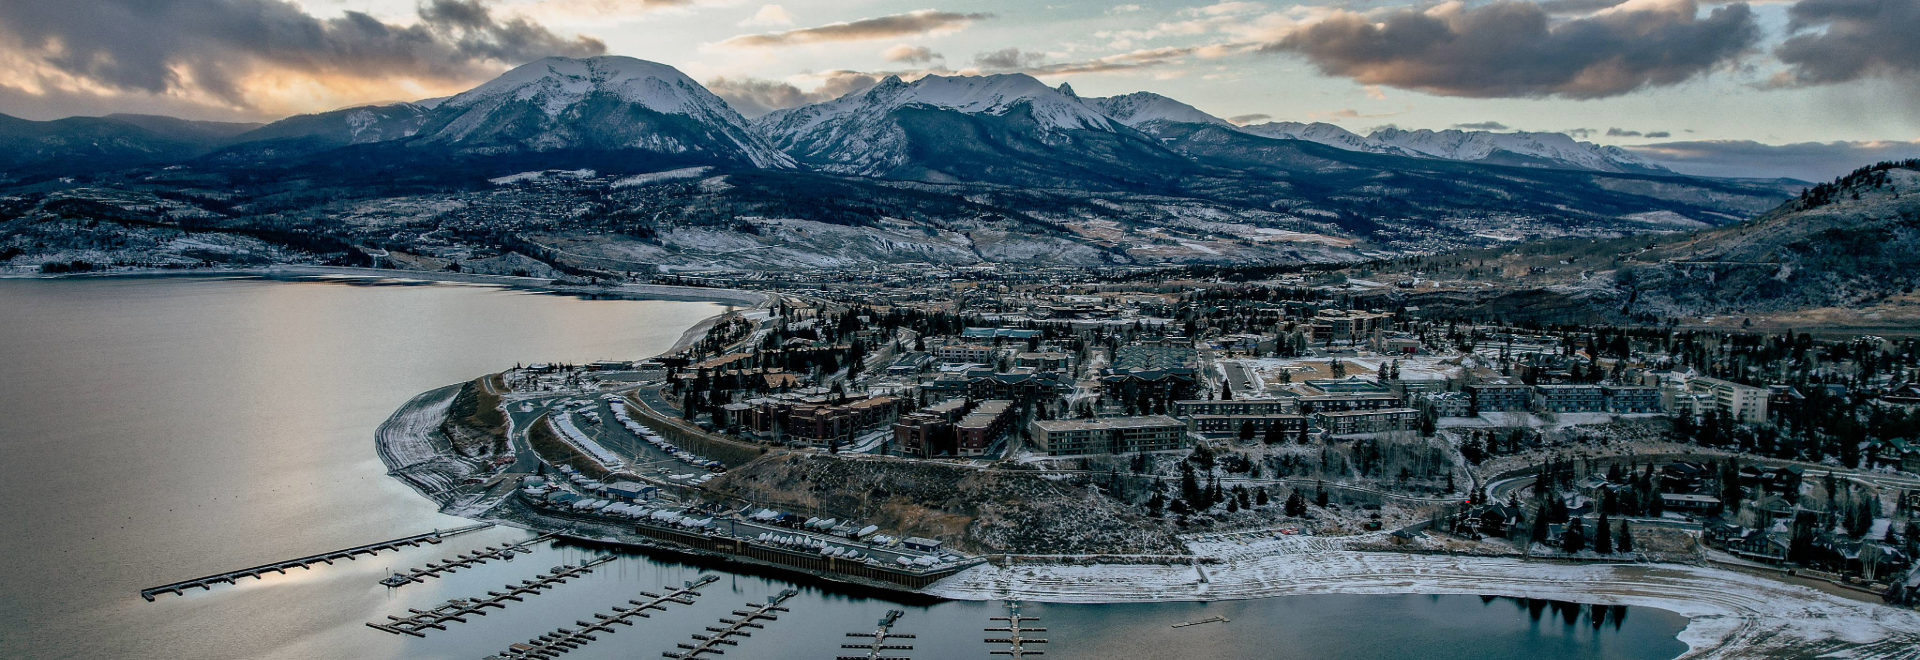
left=0, top=0, right=604, bottom=109
left=706, top=72, right=884, bottom=118
left=1773, top=0, right=1920, bottom=87
left=1627, top=139, right=1920, bottom=181
left=1262, top=0, right=1761, bottom=99
left=720, top=10, right=992, bottom=48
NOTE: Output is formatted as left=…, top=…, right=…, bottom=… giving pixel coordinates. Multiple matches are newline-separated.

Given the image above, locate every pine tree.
left=1562, top=518, right=1587, bottom=554
left=1594, top=512, right=1613, bottom=554
left=1616, top=521, right=1634, bottom=554
left=1256, top=487, right=1270, bottom=506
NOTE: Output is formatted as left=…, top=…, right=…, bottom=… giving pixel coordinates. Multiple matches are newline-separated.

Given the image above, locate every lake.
left=0, top=275, right=1690, bottom=660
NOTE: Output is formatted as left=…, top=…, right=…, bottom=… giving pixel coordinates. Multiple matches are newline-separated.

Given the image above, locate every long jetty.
left=140, top=523, right=494, bottom=601
left=380, top=531, right=563, bottom=587
left=839, top=609, right=914, bottom=660
left=488, top=574, right=720, bottom=660
left=986, top=601, right=1047, bottom=658
left=662, top=588, right=797, bottom=659
left=366, top=555, right=616, bottom=636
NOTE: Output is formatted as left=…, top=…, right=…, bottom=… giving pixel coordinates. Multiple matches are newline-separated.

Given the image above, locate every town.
left=403, top=262, right=1920, bottom=611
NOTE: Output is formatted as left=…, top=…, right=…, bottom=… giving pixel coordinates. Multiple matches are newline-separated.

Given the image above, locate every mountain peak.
left=1087, top=91, right=1228, bottom=132
left=1057, top=82, right=1078, bottom=99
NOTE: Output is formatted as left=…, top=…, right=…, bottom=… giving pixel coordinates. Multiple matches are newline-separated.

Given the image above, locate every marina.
left=365, top=555, right=616, bottom=637
left=986, top=602, right=1047, bottom=658
left=839, top=609, right=915, bottom=660
left=139, top=524, right=494, bottom=601
left=662, top=587, right=797, bottom=659
left=379, top=531, right=565, bottom=587
left=486, top=574, right=721, bottom=660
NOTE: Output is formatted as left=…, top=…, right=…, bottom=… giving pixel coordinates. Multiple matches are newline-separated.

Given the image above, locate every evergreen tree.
left=1285, top=491, right=1307, bottom=517
left=1616, top=521, right=1634, bottom=554
left=1562, top=518, right=1587, bottom=554
left=1256, top=487, right=1270, bottom=506
left=1594, top=512, right=1613, bottom=554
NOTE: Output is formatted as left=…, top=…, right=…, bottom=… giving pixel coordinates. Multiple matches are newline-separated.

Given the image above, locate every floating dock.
left=1171, top=615, right=1229, bottom=628
left=379, top=531, right=562, bottom=587
left=139, top=523, right=493, bottom=601
left=839, top=609, right=914, bottom=660
left=986, top=601, right=1047, bottom=658
left=365, top=555, right=615, bottom=636
left=486, top=574, right=719, bottom=660
left=662, top=588, right=797, bottom=659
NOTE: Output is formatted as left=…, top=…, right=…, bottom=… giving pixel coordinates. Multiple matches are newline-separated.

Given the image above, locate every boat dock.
left=379, top=531, right=562, bottom=587
left=661, top=588, right=797, bottom=659
left=487, top=574, right=720, bottom=660
left=838, top=609, right=914, bottom=660
left=139, top=523, right=494, bottom=601
left=365, top=555, right=616, bottom=637
left=1171, top=615, right=1229, bottom=628
left=986, top=601, right=1047, bottom=658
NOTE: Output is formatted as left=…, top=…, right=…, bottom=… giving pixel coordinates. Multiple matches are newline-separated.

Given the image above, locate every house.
left=1030, top=415, right=1188, bottom=456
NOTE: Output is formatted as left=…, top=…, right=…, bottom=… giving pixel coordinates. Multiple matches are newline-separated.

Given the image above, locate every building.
left=1309, top=309, right=1392, bottom=343
left=1603, top=385, right=1661, bottom=413
left=1029, top=415, right=1188, bottom=456
left=1188, top=414, right=1308, bottom=438
left=955, top=400, right=1015, bottom=455
left=1466, top=384, right=1532, bottom=412
left=1411, top=391, right=1470, bottom=418
left=1686, top=376, right=1770, bottom=424
left=1532, top=384, right=1606, bottom=413
left=893, top=398, right=967, bottom=456
left=1171, top=399, right=1300, bottom=416
left=1312, top=408, right=1420, bottom=435
left=933, top=343, right=998, bottom=364
left=1295, top=393, right=1404, bottom=413
left=1013, top=351, right=1073, bottom=373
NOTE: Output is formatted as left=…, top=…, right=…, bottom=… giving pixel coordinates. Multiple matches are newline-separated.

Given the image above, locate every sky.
left=2, top=0, right=1918, bottom=180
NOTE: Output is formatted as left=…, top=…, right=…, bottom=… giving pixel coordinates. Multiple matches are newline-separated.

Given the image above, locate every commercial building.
left=1029, top=415, right=1188, bottom=456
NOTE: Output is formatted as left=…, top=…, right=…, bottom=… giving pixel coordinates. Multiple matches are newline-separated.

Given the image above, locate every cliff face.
left=707, top=453, right=1178, bottom=555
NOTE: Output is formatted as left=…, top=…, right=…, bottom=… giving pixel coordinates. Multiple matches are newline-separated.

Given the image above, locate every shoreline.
left=1, top=264, right=774, bottom=308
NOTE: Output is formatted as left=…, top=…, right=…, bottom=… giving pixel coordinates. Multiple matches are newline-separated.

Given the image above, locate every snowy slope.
left=755, top=73, right=1117, bottom=169
left=1087, top=91, right=1230, bottom=133
left=418, top=56, right=792, bottom=168
left=1236, top=121, right=1403, bottom=155
left=1368, top=128, right=1667, bottom=173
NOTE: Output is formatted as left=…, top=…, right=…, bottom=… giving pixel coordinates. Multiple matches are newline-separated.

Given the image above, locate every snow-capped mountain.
left=1086, top=91, right=1230, bottom=133
left=413, top=56, right=792, bottom=169
left=752, top=73, right=1186, bottom=185
left=1236, top=121, right=1401, bottom=155
left=229, top=101, right=435, bottom=150
left=1364, top=128, right=1668, bottom=174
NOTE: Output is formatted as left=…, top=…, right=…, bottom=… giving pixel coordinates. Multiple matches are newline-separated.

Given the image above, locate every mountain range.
left=0, top=55, right=1843, bottom=282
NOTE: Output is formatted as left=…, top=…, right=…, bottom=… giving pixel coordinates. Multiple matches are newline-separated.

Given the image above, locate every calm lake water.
left=0, top=275, right=1691, bottom=660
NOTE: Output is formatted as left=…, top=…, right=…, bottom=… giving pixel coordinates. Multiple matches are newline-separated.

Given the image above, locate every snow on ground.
left=373, top=385, right=481, bottom=499
left=927, top=532, right=1920, bottom=659
left=552, top=412, right=625, bottom=471
left=611, top=166, right=711, bottom=188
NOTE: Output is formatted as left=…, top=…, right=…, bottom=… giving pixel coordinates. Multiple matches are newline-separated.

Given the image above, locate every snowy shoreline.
left=925, top=534, right=1920, bottom=659
left=2, top=264, right=774, bottom=308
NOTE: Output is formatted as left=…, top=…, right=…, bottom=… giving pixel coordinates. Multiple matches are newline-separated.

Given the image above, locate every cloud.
left=740, top=4, right=795, bottom=27
left=719, top=9, right=991, bottom=48
left=1773, top=0, right=1920, bottom=87
left=1536, top=0, right=1630, bottom=13
left=971, top=46, right=1199, bottom=76
left=0, top=0, right=603, bottom=120
left=706, top=71, right=884, bottom=118
left=1626, top=138, right=1920, bottom=181
left=1228, top=113, right=1272, bottom=125
left=1606, top=127, right=1672, bottom=138
left=1262, top=0, right=1761, bottom=99
left=884, top=45, right=942, bottom=64
left=1108, top=4, right=1145, bottom=14
left=1454, top=121, right=1509, bottom=130
left=1566, top=128, right=1596, bottom=138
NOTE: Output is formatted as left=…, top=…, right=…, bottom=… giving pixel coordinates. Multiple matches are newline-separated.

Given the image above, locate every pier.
left=365, top=555, right=616, bottom=636
left=487, top=574, right=720, bottom=660
left=985, top=601, right=1047, bottom=658
left=380, top=531, right=563, bottom=587
left=139, top=524, right=493, bottom=601
left=1172, top=615, right=1229, bottom=628
left=661, top=588, right=797, bottom=659
left=839, top=609, right=914, bottom=660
